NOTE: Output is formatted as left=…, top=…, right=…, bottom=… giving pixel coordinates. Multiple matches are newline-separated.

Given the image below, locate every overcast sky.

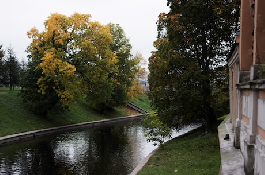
left=0, top=0, right=169, bottom=64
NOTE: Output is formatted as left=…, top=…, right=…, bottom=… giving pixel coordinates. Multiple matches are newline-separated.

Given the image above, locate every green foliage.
left=0, top=46, right=21, bottom=89
left=259, top=64, right=265, bottom=74
left=211, top=66, right=230, bottom=117
left=217, top=114, right=228, bottom=123
left=138, top=127, right=220, bottom=175
left=0, top=45, right=4, bottom=59
left=143, top=112, right=171, bottom=148
left=86, top=23, right=137, bottom=110
left=0, top=45, right=6, bottom=86
left=5, top=47, right=21, bottom=90
left=148, top=0, right=240, bottom=131
left=20, top=59, right=61, bottom=115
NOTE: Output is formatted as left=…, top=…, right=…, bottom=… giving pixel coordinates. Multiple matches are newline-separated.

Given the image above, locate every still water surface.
left=0, top=120, right=198, bottom=175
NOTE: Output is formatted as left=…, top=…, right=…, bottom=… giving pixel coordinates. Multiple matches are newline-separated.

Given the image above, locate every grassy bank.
left=130, top=94, right=154, bottom=112
left=138, top=127, right=220, bottom=175
left=0, top=88, right=139, bottom=137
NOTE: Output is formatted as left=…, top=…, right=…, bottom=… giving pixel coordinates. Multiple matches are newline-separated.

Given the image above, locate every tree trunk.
left=201, top=37, right=217, bottom=132
left=203, top=80, right=217, bottom=132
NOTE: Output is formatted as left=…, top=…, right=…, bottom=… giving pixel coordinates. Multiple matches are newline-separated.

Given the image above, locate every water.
left=0, top=120, right=199, bottom=175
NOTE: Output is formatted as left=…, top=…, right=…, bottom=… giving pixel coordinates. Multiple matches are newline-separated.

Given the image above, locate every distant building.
left=138, top=79, right=149, bottom=93
left=228, top=0, right=265, bottom=174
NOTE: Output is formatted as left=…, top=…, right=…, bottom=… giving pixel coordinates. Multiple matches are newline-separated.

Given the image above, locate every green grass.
left=130, top=94, right=154, bottom=112
left=0, top=87, right=133, bottom=137
left=217, top=114, right=228, bottom=123
left=138, top=127, right=220, bottom=175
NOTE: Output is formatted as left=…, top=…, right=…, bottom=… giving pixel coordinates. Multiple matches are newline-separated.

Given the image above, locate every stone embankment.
left=0, top=114, right=144, bottom=146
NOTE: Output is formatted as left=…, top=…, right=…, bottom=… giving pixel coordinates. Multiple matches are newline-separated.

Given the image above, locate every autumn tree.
left=20, top=13, right=139, bottom=114
left=134, top=53, right=147, bottom=81
left=20, top=13, right=115, bottom=114
left=98, top=23, right=139, bottom=108
left=127, top=53, right=146, bottom=100
left=148, top=0, right=240, bottom=131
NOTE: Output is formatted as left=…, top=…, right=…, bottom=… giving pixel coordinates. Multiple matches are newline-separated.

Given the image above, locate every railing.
left=127, top=102, right=148, bottom=114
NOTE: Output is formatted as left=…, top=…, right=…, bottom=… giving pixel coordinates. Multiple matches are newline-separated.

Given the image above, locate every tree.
left=143, top=112, right=171, bottom=148
left=148, top=0, right=240, bottom=131
left=20, top=13, right=139, bottom=115
left=0, top=45, right=4, bottom=58
left=5, top=47, right=20, bottom=90
left=101, top=23, right=138, bottom=108
left=20, top=13, right=117, bottom=114
left=19, top=58, right=27, bottom=90
left=134, top=53, right=147, bottom=81
left=20, top=59, right=60, bottom=116
left=0, top=45, right=5, bottom=86
left=126, top=53, right=146, bottom=100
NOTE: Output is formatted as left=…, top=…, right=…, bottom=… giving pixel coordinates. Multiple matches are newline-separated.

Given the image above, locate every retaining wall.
left=0, top=114, right=145, bottom=146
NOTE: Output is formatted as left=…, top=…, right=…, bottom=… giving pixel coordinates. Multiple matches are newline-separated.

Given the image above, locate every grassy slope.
left=130, top=94, right=154, bottom=112
left=138, top=127, right=220, bottom=175
left=0, top=88, right=135, bottom=137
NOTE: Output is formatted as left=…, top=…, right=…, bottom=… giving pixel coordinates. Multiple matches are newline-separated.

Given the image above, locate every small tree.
left=5, top=47, right=20, bottom=90
left=0, top=45, right=5, bottom=86
left=143, top=112, right=172, bottom=148
left=134, top=53, right=147, bottom=81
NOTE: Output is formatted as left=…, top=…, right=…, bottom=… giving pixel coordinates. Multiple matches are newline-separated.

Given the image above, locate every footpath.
left=218, top=116, right=245, bottom=175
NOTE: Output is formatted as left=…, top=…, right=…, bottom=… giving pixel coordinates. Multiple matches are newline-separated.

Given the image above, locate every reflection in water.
left=0, top=121, right=199, bottom=175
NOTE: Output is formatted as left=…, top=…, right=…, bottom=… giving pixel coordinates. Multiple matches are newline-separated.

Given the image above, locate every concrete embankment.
left=0, top=114, right=145, bottom=146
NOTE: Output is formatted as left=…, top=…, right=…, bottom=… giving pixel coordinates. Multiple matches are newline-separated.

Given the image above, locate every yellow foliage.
left=36, top=49, right=77, bottom=106
left=128, top=80, right=144, bottom=100
left=27, top=27, right=39, bottom=39
left=27, top=12, right=120, bottom=108
left=39, top=50, right=76, bottom=77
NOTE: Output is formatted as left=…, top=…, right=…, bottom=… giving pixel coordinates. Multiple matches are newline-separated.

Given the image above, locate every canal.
left=0, top=119, right=198, bottom=175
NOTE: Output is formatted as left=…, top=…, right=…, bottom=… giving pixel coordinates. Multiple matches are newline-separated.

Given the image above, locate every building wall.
left=255, top=91, right=265, bottom=174
left=239, top=0, right=253, bottom=71
left=228, top=0, right=265, bottom=174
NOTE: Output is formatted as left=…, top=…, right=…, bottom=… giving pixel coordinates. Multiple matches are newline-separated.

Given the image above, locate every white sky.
left=0, top=0, right=169, bottom=65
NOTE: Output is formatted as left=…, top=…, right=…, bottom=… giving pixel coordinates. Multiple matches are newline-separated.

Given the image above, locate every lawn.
left=130, top=94, right=154, bottom=112
left=138, top=127, right=221, bottom=175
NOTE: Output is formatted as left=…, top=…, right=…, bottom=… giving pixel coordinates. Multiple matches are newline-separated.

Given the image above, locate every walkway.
left=218, top=116, right=245, bottom=175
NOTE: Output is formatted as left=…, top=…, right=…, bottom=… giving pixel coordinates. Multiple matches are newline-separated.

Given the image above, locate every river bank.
left=0, top=88, right=140, bottom=137
left=1, top=88, right=221, bottom=174
left=0, top=115, right=203, bottom=175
